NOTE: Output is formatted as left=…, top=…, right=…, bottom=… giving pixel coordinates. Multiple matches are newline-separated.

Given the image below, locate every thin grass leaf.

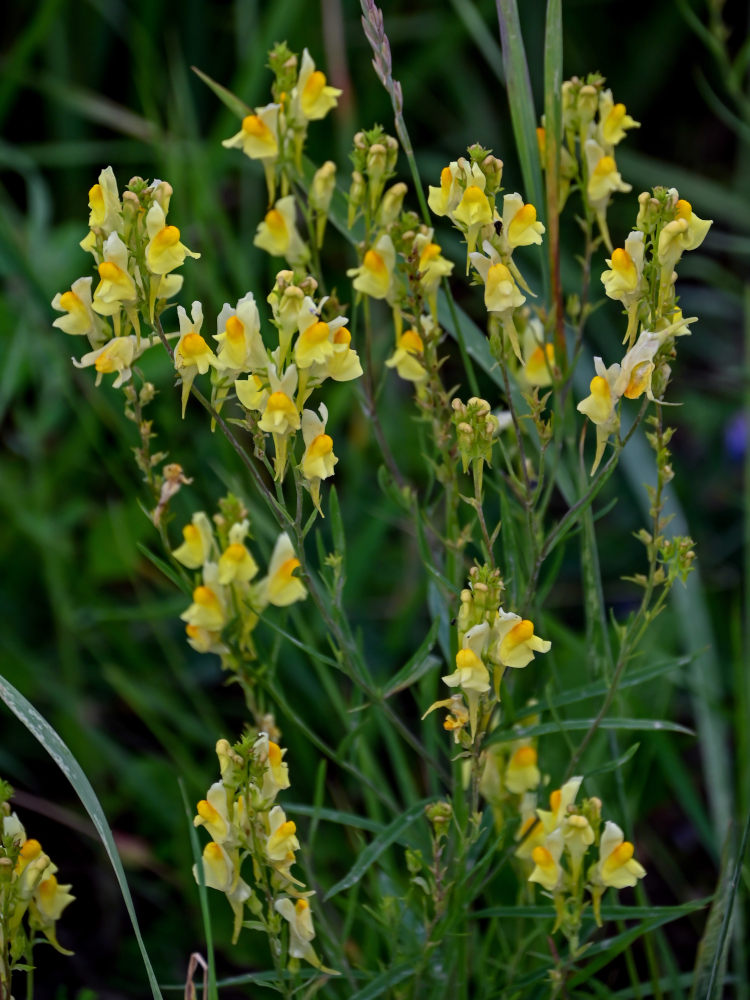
left=495, top=0, right=544, bottom=213
left=690, top=811, right=750, bottom=1000
left=136, top=542, right=191, bottom=595
left=475, top=898, right=711, bottom=920
left=448, top=0, right=505, bottom=82
left=516, top=654, right=694, bottom=719
left=346, top=963, right=415, bottom=1000
left=487, top=717, right=693, bottom=745
left=585, top=741, right=641, bottom=778
left=324, top=799, right=433, bottom=900
left=0, top=675, right=164, bottom=1000
left=191, top=66, right=251, bottom=120
left=178, top=779, right=217, bottom=1000
left=383, top=618, right=441, bottom=697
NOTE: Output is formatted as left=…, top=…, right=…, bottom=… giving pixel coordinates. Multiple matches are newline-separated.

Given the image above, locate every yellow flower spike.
left=504, top=744, right=541, bottom=795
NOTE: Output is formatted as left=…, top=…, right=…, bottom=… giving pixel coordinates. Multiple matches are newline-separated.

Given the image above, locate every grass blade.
left=324, top=798, right=432, bottom=900
left=0, top=674, right=164, bottom=1000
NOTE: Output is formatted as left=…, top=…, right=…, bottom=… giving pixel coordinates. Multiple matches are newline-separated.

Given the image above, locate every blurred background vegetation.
left=1, top=0, right=747, bottom=996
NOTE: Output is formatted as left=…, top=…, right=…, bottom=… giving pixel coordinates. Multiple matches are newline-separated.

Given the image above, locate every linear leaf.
left=487, top=717, right=693, bottom=745
left=383, top=617, right=441, bottom=697
left=192, top=66, right=252, bottom=121
left=495, top=0, right=544, bottom=213
left=346, top=963, right=415, bottom=1000
left=0, top=675, right=163, bottom=1000
left=324, top=799, right=433, bottom=900
left=475, top=898, right=711, bottom=921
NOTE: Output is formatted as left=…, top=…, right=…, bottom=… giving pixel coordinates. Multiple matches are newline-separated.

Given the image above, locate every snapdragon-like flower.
left=598, top=89, right=640, bottom=147
left=529, top=828, right=565, bottom=892
left=222, top=103, right=280, bottom=160
left=348, top=234, right=396, bottom=300
left=601, top=230, right=646, bottom=347
left=291, top=48, right=342, bottom=123
left=92, top=233, right=138, bottom=328
left=490, top=609, right=551, bottom=669
left=301, top=403, right=338, bottom=513
left=385, top=328, right=428, bottom=384
left=499, top=193, right=545, bottom=251
left=174, top=301, right=218, bottom=416
left=469, top=245, right=525, bottom=360
left=254, top=196, right=310, bottom=266
left=218, top=521, right=259, bottom=585
left=72, top=333, right=154, bottom=388
left=254, top=532, right=307, bottom=608
left=145, top=201, right=200, bottom=278
left=576, top=357, right=622, bottom=473
left=172, top=511, right=215, bottom=569
left=214, top=293, right=268, bottom=374
left=51, top=276, right=108, bottom=345
left=504, top=744, right=541, bottom=795
left=657, top=197, right=712, bottom=276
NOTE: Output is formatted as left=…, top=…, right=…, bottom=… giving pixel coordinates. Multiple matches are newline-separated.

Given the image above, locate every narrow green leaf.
left=475, top=898, right=711, bottom=921
left=283, top=802, right=384, bottom=835
left=328, top=483, right=346, bottom=561
left=192, top=65, right=252, bottom=120
left=690, top=812, right=750, bottom=1000
left=585, top=741, right=641, bottom=778
left=520, top=654, right=694, bottom=719
left=383, top=618, right=441, bottom=697
left=178, top=779, right=217, bottom=1000
left=324, top=798, right=433, bottom=900
left=346, top=963, right=415, bottom=1000
left=495, top=0, right=544, bottom=213
left=487, top=717, right=694, bottom=745
left=0, top=675, right=164, bottom=1000
left=136, top=542, right=191, bottom=595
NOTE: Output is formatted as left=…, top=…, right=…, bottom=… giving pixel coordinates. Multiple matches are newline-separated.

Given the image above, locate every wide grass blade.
left=0, top=674, right=164, bottom=1000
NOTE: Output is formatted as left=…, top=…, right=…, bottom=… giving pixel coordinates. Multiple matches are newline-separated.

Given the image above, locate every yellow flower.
left=265, top=805, right=300, bottom=861
left=259, top=735, right=291, bottom=800
left=222, top=103, right=280, bottom=160
left=301, top=403, right=338, bottom=513
left=91, top=233, right=138, bottom=317
left=194, top=781, right=233, bottom=845
left=598, top=89, right=640, bottom=147
left=428, top=162, right=462, bottom=217
left=180, top=568, right=227, bottom=631
left=214, top=293, right=267, bottom=373
left=500, top=193, right=545, bottom=250
left=415, top=232, right=454, bottom=293
left=515, top=794, right=546, bottom=860
left=576, top=357, right=622, bottom=474
left=563, top=813, right=594, bottom=877
left=85, top=166, right=121, bottom=236
left=658, top=197, right=712, bottom=274
left=274, top=897, right=318, bottom=962
left=385, top=328, right=428, bottom=384
left=536, top=776, right=583, bottom=833
left=292, top=49, right=341, bottom=122
left=218, top=537, right=259, bottom=585
left=490, top=609, right=551, bottom=668
left=314, top=325, right=363, bottom=382
left=173, top=511, right=215, bottom=569
left=174, top=302, right=217, bottom=416
left=254, top=195, right=310, bottom=266
left=258, top=364, right=300, bottom=436
left=193, top=841, right=252, bottom=944
left=453, top=183, right=493, bottom=255
left=584, top=140, right=631, bottom=209
left=348, top=234, right=396, bottom=300
left=72, top=334, right=153, bottom=388
left=504, top=744, right=541, bottom=795
left=52, top=276, right=108, bottom=345
left=591, top=820, right=646, bottom=892
left=295, top=314, right=334, bottom=370
left=145, top=202, right=200, bottom=277
left=470, top=249, right=526, bottom=317
left=529, top=828, right=565, bottom=892
left=254, top=532, right=307, bottom=608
